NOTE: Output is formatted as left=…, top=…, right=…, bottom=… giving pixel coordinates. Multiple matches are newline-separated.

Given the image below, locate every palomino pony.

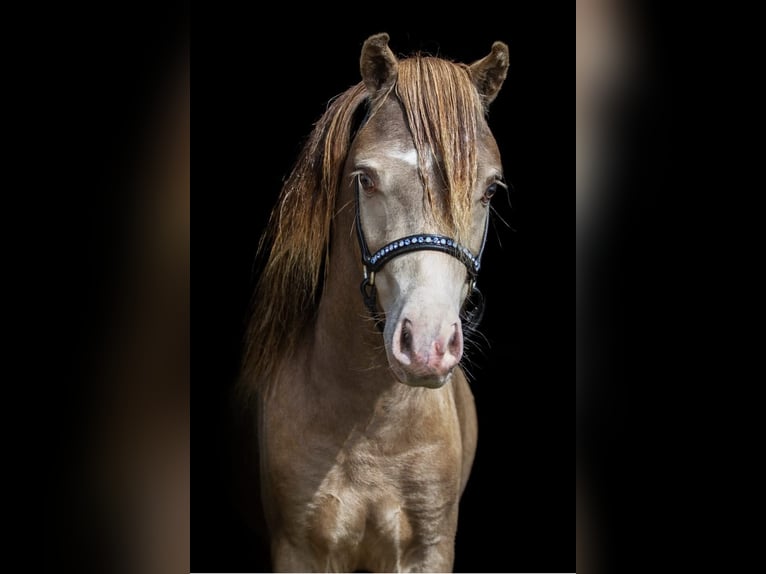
left=241, top=33, right=509, bottom=572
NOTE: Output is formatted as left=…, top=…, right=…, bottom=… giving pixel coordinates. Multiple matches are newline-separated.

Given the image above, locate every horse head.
left=347, top=34, right=509, bottom=388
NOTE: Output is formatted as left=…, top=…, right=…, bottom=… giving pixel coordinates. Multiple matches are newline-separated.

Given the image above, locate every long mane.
left=241, top=55, right=485, bottom=393
left=396, top=56, right=484, bottom=237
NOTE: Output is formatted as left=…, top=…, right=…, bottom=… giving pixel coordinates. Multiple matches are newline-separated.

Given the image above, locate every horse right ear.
left=360, top=33, right=399, bottom=96
left=469, top=41, right=510, bottom=107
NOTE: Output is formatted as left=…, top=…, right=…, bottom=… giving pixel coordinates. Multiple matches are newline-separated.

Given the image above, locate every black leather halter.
left=355, top=175, right=489, bottom=331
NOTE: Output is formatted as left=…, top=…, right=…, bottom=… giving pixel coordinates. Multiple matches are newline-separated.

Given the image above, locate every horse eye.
left=358, top=173, right=375, bottom=192
left=481, top=183, right=498, bottom=206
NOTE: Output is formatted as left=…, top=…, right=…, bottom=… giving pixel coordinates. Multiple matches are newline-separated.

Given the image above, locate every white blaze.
left=386, top=148, right=419, bottom=167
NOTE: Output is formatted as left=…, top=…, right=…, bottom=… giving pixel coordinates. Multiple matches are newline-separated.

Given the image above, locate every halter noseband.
left=355, top=175, right=489, bottom=331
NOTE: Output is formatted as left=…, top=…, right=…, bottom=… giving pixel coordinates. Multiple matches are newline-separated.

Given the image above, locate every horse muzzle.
left=388, top=312, right=464, bottom=388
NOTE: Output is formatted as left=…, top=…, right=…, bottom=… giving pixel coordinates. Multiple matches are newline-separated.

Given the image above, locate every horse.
left=240, top=33, right=509, bottom=572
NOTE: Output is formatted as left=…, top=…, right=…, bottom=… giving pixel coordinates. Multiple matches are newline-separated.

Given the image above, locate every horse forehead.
left=353, top=96, right=500, bottom=169
left=353, top=114, right=422, bottom=171
left=356, top=104, right=414, bottom=153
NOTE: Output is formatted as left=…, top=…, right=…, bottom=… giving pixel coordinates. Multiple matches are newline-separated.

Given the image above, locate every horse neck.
left=308, top=202, right=398, bottom=401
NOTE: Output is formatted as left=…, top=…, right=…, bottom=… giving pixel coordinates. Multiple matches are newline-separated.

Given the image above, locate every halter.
left=355, top=175, right=489, bottom=331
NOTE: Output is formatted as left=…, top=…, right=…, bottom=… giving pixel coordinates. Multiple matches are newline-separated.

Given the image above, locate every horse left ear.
left=360, top=33, right=399, bottom=96
left=469, top=41, right=510, bottom=106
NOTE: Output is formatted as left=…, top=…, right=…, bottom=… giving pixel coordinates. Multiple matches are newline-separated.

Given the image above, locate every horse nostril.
left=400, top=319, right=413, bottom=356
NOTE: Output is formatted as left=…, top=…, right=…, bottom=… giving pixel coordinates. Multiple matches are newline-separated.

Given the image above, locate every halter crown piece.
left=354, top=175, right=489, bottom=331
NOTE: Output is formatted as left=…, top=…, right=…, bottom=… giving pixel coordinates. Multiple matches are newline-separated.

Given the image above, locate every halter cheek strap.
left=355, top=175, right=489, bottom=331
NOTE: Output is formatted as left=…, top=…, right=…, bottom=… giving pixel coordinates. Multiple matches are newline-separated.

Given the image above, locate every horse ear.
left=469, top=41, right=510, bottom=106
left=360, top=33, right=398, bottom=96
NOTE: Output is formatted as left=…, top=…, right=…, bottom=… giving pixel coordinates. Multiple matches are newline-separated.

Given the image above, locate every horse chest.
left=295, top=433, right=461, bottom=568
left=307, top=454, right=409, bottom=546
left=306, top=445, right=457, bottom=569
left=262, top=371, right=466, bottom=569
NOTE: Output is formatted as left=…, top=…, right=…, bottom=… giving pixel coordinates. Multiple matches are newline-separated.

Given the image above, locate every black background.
left=195, top=11, right=571, bottom=574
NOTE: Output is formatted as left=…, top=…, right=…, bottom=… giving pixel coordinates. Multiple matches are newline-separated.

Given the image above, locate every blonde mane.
left=241, top=55, right=485, bottom=393
left=396, top=56, right=484, bottom=238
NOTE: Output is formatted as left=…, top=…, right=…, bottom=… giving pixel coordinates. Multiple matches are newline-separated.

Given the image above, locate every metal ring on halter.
left=354, top=175, right=490, bottom=331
